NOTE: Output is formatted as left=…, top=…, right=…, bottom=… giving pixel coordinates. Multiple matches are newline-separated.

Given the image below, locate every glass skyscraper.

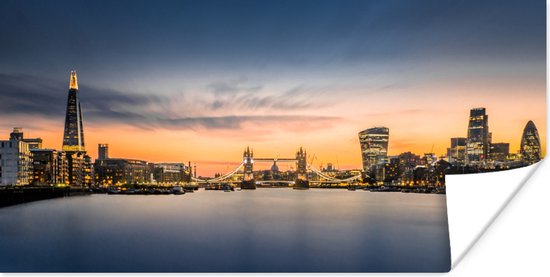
left=466, top=108, right=490, bottom=163
left=60, top=71, right=92, bottom=187
left=62, top=70, right=85, bottom=152
left=520, top=120, right=541, bottom=164
left=358, top=127, right=389, bottom=172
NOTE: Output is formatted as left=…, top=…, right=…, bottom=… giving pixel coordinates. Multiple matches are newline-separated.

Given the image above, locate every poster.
left=0, top=0, right=545, bottom=273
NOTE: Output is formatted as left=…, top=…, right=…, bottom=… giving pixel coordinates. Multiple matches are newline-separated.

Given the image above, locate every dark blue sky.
left=0, top=0, right=546, bottom=165
left=0, top=0, right=544, bottom=83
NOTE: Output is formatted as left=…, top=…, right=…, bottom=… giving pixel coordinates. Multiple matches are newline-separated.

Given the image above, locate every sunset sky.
left=0, top=0, right=546, bottom=176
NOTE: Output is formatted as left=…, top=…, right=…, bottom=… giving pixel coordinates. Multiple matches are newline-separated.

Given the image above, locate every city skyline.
left=0, top=72, right=545, bottom=176
left=0, top=0, right=546, bottom=176
left=0, top=71, right=543, bottom=178
left=0, top=1, right=546, bottom=273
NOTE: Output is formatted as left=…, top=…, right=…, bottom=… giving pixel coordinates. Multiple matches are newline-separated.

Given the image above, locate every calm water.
left=0, top=189, right=450, bottom=272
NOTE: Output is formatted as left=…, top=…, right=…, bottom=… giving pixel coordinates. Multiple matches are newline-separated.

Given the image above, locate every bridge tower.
left=241, top=146, right=256, bottom=189
left=294, top=147, right=309, bottom=189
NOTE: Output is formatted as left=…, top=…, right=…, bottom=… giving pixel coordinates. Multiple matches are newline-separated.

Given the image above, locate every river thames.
left=0, top=189, right=450, bottom=272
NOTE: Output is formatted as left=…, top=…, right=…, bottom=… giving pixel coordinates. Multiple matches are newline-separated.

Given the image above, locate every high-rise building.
left=98, top=144, right=109, bottom=160
left=447, top=137, right=466, bottom=165
left=466, top=108, right=490, bottom=164
left=520, top=120, right=541, bottom=164
left=61, top=71, right=92, bottom=187
left=62, top=70, right=85, bottom=152
left=0, top=128, right=33, bottom=186
left=490, top=143, right=510, bottom=162
left=358, top=127, right=389, bottom=172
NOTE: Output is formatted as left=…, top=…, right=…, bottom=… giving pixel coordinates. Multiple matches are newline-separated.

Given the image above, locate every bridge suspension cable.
left=190, top=161, right=362, bottom=184
left=192, top=163, right=244, bottom=183
left=307, top=164, right=362, bottom=182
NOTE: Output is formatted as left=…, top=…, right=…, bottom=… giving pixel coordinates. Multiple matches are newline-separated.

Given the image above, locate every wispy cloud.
left=0, top=73, right=342, bottom=133
left=0, top=73, right=170, bottom=117
left=0, top=74, right=64, bottom=117
left=208, top=93, right=314, bottom=111
left=207, top=76, right=263, bottom=95
left=204, top=78, right=337, bottom=113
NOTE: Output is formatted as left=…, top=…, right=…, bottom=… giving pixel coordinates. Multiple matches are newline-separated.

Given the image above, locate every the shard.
left=62, top=70, right=85, bottom=152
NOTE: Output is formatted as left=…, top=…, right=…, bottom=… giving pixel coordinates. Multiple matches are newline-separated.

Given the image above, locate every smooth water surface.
left=0, top=189, right=450, bottom=272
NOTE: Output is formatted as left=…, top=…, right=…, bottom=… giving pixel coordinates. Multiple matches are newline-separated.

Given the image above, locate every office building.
left=24, top=138, right=43, bottom=150
left=94, top=158, right=150, bottom=186
left=490, top=143, right=510, bottom=162
left=0, top=128, right=33, bottom=186
left=466, top=108, right=490, bottom=163
left=61, top=71, right=92, bottom=187
left=447, top=137, right=467, bottom=165
left=98, top=144, right=109, bottom=160
left=358, top=127, right=389, bottom=172
left=62, top=70, right=85, bottom=152
left=151, top=163, right=188, bottom=183
left=31, top=149, right=63, bottom=186
left=520, top=120, right=541, bottom=164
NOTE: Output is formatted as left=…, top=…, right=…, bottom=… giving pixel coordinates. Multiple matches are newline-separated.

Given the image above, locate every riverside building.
left=0, top=128, right=34, bottom=186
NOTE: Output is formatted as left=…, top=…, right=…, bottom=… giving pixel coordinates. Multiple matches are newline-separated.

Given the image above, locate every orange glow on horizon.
left=2, top=108, right=544, bottom=177
left=0, top=72, right=545, bottom=177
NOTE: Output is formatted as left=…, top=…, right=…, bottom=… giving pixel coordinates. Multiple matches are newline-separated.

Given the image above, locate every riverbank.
left=0, top=186, right=90, bottom=207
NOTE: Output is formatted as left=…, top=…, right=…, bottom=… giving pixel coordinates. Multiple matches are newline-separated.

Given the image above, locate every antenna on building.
left=69, top=70, right=78, bottom=90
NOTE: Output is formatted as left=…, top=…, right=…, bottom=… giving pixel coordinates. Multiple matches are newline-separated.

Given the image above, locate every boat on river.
left=172, top=186, right=185, bottom=195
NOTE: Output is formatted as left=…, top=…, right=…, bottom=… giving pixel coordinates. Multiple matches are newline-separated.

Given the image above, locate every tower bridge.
left=192, top=147, right=362, bottom=189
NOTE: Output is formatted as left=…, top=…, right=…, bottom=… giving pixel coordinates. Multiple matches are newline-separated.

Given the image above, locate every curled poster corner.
left=446, top=160, right=544, bottom=269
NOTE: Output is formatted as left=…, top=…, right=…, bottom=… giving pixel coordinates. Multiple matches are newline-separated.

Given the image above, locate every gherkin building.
left=520, top=120, right=541, bottom=164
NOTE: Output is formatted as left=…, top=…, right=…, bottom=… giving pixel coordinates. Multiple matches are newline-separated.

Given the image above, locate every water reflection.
left=0, top=189, right=450, bottom=272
